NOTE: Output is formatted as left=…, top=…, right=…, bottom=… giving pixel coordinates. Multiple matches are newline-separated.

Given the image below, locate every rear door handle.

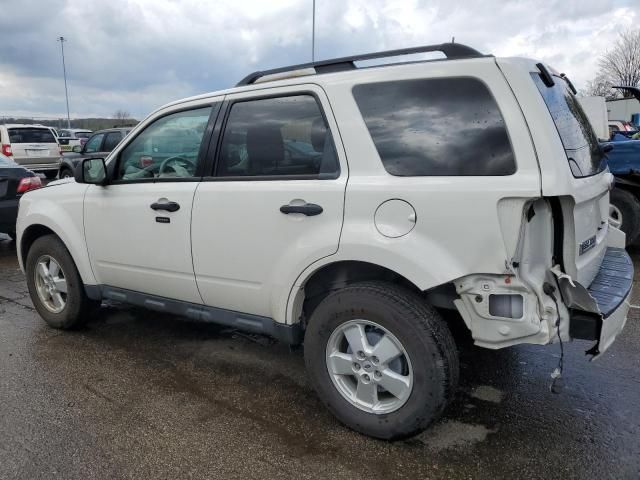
left=150, top=201, right=180, bottom=212
left=280, top=203, right=323, bottom=216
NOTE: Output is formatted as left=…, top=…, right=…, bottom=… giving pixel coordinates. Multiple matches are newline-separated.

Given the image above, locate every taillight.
left=17, top=176, right=42, bottom=193
left=2, top=144, right=12, bottom=156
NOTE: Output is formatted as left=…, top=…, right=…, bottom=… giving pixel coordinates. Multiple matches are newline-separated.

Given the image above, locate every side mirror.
left=72, top=145, right=82, bottom=153
left=75, top=158, right=107, bottom=185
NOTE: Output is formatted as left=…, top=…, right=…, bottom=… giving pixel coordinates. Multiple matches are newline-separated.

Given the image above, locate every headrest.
left=311, top=117, right=328, bottom=152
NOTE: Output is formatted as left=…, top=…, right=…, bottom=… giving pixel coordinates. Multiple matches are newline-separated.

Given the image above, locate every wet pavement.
left=1, top=233, right=639, bottom=479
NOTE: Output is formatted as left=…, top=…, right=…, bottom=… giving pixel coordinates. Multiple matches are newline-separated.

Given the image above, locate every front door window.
left=115, top=107, right=212, bottom=181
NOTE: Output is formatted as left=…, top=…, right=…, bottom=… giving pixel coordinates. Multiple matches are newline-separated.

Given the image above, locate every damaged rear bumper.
left=563, top=247, right=633, bottom=358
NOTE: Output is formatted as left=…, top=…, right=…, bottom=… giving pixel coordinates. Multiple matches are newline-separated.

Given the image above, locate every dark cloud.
left=0, top=0, right=636, bottom=119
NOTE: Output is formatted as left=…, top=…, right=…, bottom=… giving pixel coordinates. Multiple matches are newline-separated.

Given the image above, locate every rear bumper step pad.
left=587, top=247, right=633, bottom=318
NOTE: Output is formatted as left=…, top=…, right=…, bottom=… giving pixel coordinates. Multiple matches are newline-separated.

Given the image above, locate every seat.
left=246, top=125, right=284, bottom=175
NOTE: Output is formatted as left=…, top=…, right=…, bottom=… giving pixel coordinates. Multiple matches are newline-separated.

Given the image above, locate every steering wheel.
left=158, top=156, right=197, bottom=176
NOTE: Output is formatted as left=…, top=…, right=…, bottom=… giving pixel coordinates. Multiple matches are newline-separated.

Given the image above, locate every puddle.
left=470, top=385, right=504, bottom=403
left=418, top=420, right=496, bottom=451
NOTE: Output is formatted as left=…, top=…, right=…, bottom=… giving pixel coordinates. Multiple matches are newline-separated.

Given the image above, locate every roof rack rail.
left=236, top=42, right=486, bottom=87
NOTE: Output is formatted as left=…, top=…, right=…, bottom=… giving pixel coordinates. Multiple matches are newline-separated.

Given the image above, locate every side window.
left=353, top=78, right=516, bottom=176
left=84, top=134, right=104, bottom=153
left=103, top=132, right=122, bottom=152
left=116, top=107, right=212, bottom=181
left=216, top=95, right=338, bottom=178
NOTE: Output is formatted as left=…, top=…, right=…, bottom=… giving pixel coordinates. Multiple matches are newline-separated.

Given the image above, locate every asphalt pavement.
left=1, top=233, right=639, bottom=479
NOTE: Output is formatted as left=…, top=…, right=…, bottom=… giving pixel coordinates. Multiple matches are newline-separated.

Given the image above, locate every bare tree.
left=583, top=74, right=618, bottom=99
left=595, top=29, right=640, bottom=97
left=113, top=109, right=131, bottom=126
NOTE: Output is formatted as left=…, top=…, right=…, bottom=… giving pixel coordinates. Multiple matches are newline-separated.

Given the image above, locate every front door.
left=84, top=105, right=217, bottom=303
left=191, top=86, right=347, bottom=320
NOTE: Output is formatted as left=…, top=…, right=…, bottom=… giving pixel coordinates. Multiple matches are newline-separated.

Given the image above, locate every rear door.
left=8, top=127, right=59, bottom=168
left=191, top=85, right=347, bottom=320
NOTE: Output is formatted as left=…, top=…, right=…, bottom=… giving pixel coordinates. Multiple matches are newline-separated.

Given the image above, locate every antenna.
left=312, top=0, right=316, bottom=62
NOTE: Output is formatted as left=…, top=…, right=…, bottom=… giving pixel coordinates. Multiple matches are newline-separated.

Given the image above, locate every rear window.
left=531, top=74, right=605, bottom=178
left=8, top=128, right=56, bottom=144
left=352, top=77, right=516, bottom=176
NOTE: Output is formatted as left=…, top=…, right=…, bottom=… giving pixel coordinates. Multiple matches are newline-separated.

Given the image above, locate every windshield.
left=8, top=128, right=57, bottom=144
left=531, top=74, right=605, bottom=178
left=76, top=131, right=92, bottom=139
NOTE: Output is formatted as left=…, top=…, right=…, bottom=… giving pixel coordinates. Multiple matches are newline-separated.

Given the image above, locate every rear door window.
left=216, top=95, right=339, bottom=178
left=103, top=132, right=123, bottom=151
left=531, top=74, right=605, bottom=178
left=352, top=78, right=516, bottom=176
left=8, top=128, right=56, bottom=144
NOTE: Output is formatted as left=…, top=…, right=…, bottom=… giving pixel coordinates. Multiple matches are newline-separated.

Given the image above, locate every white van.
left=0, top=124, right=62, bottom=178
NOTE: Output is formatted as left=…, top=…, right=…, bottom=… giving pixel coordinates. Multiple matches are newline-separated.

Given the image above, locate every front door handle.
left=280, top=203, right=323, bottom=216
left=150, top=201, right=180, bottom=212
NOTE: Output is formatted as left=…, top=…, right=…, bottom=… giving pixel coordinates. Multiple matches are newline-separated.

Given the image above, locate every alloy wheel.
left=325, top=319, right=413, bottom=414
left=34, top=255, right=68, bottom=313
left=609, top=204, right=623, bottom=229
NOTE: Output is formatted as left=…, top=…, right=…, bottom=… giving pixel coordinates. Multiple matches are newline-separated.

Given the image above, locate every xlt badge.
left=579, top=235, right=596, bottom=255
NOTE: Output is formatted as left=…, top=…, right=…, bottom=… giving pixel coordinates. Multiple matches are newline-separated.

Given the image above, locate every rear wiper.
left=560, top=73, right=577, bottom=95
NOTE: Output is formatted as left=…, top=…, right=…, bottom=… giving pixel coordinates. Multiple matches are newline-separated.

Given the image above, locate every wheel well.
left=20, top=224, right=56, bottom=266
left=300, top=261, right=422, bottom=324
left=614, top=181, right=640, bottom=198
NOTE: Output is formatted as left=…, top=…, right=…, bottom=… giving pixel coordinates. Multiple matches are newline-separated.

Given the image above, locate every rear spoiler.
left=612, top=86, right=640, bottom=102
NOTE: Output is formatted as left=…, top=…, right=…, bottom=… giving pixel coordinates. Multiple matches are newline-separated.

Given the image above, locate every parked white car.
left=57, top=128, right=92, bottom=152
left=0, top=124, right=62, bottom=178
left=16, top=43, right=632, bottom=440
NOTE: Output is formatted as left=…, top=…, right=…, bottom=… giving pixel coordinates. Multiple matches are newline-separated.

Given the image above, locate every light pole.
left=58, top=36, right=71, bottom=129
left=311, top=0, right=316, bottom=62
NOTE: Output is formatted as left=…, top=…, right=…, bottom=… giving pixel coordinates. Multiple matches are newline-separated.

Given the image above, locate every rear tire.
left=610, top=188, right=640, bottom=245
left=25, top=234, right=99, bottom=329
left=304, top=281, right=459, bottom=440
left=44, top=170, right=58, bottom=180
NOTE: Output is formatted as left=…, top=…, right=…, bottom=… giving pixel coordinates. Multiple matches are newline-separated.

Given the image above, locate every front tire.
left=304, top=281, right=459, bottom=440
left=59, top=167, right=74, bottom=179
left=610, top=188, right=640, bottom=245
left=25, top=234, right=99, bottom=329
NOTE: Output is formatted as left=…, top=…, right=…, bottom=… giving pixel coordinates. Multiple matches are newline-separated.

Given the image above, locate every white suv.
left=57, top=128, right=93, bottom=152
left=16, top=43, right=633, bottom=439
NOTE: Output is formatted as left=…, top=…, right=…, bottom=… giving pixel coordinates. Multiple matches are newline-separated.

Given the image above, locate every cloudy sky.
left=0, top=0, right=637, bottom=120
